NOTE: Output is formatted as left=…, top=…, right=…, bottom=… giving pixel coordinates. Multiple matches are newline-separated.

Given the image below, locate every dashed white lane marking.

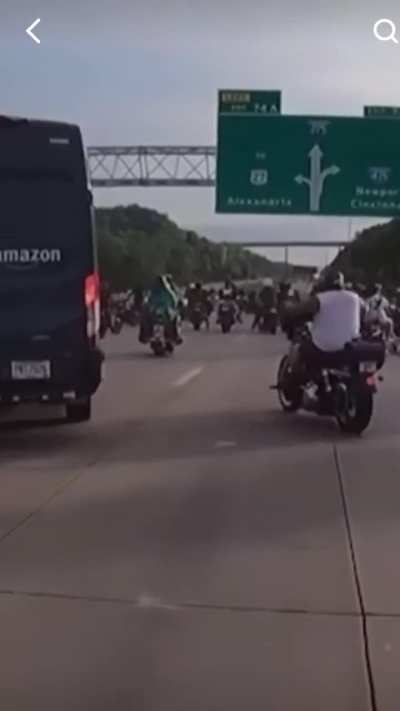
left=172, top=366, right=204, bottom=388
left=214, top=440, right=237, bottom=449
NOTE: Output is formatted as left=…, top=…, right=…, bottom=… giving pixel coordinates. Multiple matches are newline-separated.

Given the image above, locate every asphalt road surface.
left=1, top=320, right=400, bottom=710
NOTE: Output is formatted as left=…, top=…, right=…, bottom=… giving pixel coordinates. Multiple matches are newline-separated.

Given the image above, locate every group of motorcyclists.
left=100, top=276, right=247, bottom=346
left=100, top=271, right=400, bottom=355
left=99, top=270, right=398, bottom=430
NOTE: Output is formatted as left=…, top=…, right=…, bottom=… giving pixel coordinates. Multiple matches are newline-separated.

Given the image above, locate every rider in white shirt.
left=311, top=281, right=362, bottom=351
left=283, top=271, right=365, bottom=374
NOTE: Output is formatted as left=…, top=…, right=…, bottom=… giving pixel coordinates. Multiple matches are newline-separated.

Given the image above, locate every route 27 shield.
left=250, top=169, right=268, bottom=186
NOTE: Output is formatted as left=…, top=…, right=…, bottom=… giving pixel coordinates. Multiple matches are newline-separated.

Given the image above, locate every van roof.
left=0, top=115, right=80, bottom=132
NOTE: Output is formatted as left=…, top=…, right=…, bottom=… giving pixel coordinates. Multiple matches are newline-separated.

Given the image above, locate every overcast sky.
left=2, top=0, right=399, bottom=265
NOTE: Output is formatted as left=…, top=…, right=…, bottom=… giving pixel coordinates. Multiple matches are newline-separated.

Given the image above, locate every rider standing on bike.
left=139, top=275, right=181, bottom=344
left=366, top=283, right=394, bottom=341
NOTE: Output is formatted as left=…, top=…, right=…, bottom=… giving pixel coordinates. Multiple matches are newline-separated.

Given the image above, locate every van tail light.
left=85, top=272, right=100, bottom=340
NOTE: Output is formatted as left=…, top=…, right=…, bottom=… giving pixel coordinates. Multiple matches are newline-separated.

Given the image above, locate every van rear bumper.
left=0, top=346, right=104, bottom=404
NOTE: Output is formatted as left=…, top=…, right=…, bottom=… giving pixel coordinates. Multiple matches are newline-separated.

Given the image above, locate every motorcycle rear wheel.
left=111, top=319, right=123, bottom=335
left=335, top=383, right=373, bottom=435
left=277, top=356, right=302, bottom=412
left=151, top=341, right=166, bottom=357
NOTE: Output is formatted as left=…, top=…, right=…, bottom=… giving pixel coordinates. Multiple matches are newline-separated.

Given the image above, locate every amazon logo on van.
left=0, top=248, right=62, bottom=265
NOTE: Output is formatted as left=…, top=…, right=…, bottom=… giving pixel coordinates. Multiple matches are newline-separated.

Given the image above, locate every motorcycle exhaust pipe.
left=302, top=384, right=319, bottom=412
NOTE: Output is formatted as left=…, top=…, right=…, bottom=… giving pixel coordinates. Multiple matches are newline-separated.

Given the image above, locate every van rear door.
left=0, top=180, right=93, bottom=350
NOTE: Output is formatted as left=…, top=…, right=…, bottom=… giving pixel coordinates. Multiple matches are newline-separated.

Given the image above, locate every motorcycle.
left=99, top=307, right=109, bottom=339
left=111, top=308, right=123, bottom=334
left=150, top=310, right=175, bottom=357
left=392, top=305, right=400, bottom=337
left=363, top=318, right=400, bottom=356
left=178, top=297, right=188, bottom=322
left=274, top=324, right=385, bottom=435
left=362, top=320, right=385, bottom=343
left=258, top=306, right=278, bottom=334
left=122, top=300, right=140, bottom=327
left=100, top=305, right=122, bottom=337
left=218, top=299, right=236, bottom=333
left=190, top=304, right=208, bottom=331
left=389, top=305, right=400, bottom=354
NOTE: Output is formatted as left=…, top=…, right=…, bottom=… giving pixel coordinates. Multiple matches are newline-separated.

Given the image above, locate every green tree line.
left=331, top=218, right=400, bottom=286
left=96, top=204, right=280, bottom=290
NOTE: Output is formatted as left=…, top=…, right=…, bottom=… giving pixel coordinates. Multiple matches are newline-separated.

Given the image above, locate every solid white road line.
left=137, top=594, right=176, bottom=610
left=172, top=366, right=204, bottom=388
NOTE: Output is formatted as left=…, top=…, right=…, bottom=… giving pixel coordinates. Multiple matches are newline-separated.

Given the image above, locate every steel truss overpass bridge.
left=88, top=146, right=216, bottom=187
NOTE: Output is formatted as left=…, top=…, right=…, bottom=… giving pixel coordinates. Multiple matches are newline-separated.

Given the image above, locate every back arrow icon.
left=26, top=18, right=41, bottom=44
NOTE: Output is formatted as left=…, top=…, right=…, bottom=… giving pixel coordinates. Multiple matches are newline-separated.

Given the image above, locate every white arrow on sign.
left=295, top=144, right=340, bottom=212
left=26, top=18, right=41, bottom=44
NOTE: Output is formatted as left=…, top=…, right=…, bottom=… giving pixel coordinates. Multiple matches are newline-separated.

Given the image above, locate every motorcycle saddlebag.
left=345, top=340, right=386, bottom=367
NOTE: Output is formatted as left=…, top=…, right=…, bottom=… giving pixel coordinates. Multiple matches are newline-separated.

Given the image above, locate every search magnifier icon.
left=374, top=18, right=399, bottom=43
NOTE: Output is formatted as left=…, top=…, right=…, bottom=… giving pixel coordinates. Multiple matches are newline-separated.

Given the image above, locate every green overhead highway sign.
left=216, top=113, right=400, bottom=217
left=218, top=90, right=281, bottom=115
left=364, top=106, right=400, bottom=118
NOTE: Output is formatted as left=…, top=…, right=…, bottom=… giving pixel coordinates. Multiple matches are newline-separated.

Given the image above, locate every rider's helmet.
left=195, top=281, right=202, bottom=290
left=319, top=269, right=345, bottom=292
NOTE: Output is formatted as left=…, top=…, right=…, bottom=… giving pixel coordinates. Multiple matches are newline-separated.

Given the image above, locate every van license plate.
left=11, top=361, right=51, bottom=380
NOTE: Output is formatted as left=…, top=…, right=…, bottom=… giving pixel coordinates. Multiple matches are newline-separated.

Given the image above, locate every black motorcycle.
left=100, top=305, right=122, bottom=338
left=275, top=325, right=384, bottom=434
left=122, top=302, right=140, bottom=327
left=111, top=308, right=123, bottom=335
left=218, top=299, right=236, bottom=333
left=258, top=306, right=278, bottom=334
left=190, top=303, right=208, bottom=331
